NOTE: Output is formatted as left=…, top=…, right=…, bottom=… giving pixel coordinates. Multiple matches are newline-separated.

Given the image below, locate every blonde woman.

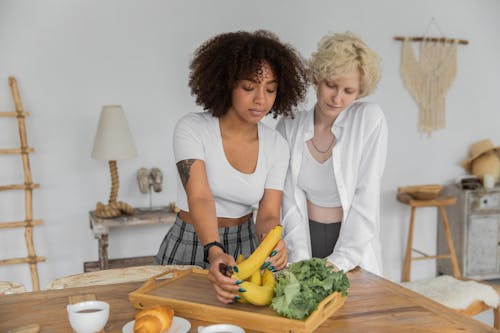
left=276, top=32, right=388, bottom=274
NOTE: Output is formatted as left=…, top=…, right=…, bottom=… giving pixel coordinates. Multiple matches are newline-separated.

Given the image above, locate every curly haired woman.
left=155, top=30, right=307, bottom=303
left=277, top=32, right=388, bottom=275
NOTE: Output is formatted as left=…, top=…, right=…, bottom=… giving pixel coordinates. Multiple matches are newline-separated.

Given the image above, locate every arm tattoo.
left=176, top=159, right=196, bottom=189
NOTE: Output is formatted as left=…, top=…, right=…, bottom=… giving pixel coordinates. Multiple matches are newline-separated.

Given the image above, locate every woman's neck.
left=314, top=104, right=337, bottom=130
left=219, top=112, right=258, bottom=139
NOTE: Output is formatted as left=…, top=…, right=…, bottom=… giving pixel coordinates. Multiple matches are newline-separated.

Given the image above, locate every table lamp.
left=91, top=105, right=137, bottom=218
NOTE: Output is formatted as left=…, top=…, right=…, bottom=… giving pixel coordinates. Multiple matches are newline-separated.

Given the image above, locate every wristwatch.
left=203, top=241, right=226, bottom=264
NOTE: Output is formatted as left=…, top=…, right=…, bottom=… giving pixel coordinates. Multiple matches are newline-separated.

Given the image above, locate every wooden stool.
left=397, top=192, right=461, bottom=282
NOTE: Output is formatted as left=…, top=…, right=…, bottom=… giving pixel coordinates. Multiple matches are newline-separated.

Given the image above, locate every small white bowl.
left=198, top=324, right=245, bottom=333
left=67, top=300, right=109, bottom=333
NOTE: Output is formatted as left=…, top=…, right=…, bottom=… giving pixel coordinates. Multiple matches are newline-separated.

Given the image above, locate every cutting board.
left=128, top=268, right=346, bottom=333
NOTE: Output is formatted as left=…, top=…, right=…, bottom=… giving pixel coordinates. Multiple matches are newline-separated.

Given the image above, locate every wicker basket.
left=398, top=184, right=443, bottom=200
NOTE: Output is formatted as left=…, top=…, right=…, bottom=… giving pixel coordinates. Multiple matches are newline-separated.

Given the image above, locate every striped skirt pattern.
left=154, top=215, right=258, bottom=269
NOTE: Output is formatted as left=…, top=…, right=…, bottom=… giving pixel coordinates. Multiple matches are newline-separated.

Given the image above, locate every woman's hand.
left=264, top=239, right=288, bottom=272
left=206, top=250, right=241, bottom=304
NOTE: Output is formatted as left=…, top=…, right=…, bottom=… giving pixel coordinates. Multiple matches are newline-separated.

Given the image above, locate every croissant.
left=134, top=305, right=174, bottom=333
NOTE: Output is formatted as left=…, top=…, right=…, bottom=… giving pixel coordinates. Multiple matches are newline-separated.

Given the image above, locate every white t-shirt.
left=174, top=112, right=290, bottom=218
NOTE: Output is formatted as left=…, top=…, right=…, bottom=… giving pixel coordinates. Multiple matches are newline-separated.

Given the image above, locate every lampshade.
left=91, top=105, right=137, bottom=160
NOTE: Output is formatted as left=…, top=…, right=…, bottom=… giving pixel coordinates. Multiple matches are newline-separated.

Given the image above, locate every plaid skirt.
left=154, top=214, right=258, bottom=269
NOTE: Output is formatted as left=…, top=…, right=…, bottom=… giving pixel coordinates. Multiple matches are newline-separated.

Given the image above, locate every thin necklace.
left=311, top=104, right=336, bottom=154
left=311, top=136, right=335, bottom=154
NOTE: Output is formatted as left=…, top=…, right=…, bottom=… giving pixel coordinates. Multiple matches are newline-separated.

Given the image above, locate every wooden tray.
left=128, top=268, right=346, bottom=333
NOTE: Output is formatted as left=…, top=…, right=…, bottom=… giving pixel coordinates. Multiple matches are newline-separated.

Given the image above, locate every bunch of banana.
left=232, top=225, right=282, bottom=306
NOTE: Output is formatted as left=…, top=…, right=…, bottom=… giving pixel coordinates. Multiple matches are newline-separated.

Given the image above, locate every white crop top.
left=297, top=146, right=341, bottom=207
left=173, top=112, right=290, bottom=218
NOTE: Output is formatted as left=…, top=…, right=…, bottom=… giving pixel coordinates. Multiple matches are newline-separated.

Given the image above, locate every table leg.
left=494, top=305, right=500, bottom=329
left=98, top=234, right=109, bottom=270
left=439, top=206, right=461, bottom=279
left=402, top=206, right=416, bottom=282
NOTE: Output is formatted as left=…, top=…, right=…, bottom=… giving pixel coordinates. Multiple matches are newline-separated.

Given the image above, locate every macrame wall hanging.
left=394, top=19, right=468, bottom=137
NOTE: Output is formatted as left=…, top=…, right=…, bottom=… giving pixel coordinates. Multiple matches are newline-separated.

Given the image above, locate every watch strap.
left=203, top=241, right=226, bottom=264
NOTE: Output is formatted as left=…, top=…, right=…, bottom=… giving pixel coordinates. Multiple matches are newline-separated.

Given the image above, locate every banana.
left=262, top=269, right=276, bottom=290
left=233, top=227, right=281, bottom=306
left=234, top=254, right=249, bottom=303
left=240, top=270, right=276, bottom=306
left=249, top=269, right=262, bottom=286
left=239, top=283, right=273, bottom=306
left=232, top=225, right=282, bottom=280
left=236, top=254, right=262, bottom=285
left=236, top=254, right=245, bottom=264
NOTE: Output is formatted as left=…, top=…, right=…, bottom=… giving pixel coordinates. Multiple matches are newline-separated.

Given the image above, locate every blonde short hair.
left=309, top=32, right=381, bottom=98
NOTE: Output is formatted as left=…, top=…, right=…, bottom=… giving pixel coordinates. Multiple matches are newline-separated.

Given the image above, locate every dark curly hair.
left=189, top=30, right=308, bottom=118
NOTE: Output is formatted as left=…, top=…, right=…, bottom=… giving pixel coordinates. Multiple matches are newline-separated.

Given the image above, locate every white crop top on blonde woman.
left=297, top=147, right=341, bottom=208
left=173, top=112, right=290, bottom=218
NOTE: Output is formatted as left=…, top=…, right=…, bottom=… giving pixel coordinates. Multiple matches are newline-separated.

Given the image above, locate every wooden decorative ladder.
left=0, top=77, right=45, bottom=291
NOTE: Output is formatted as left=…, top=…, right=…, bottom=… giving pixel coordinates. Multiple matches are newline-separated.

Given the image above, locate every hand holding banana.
left=232, top=225, right=282, bottom=306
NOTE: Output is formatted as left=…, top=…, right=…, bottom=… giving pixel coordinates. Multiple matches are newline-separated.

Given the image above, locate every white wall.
left=1, top=0, right=499, bottom=292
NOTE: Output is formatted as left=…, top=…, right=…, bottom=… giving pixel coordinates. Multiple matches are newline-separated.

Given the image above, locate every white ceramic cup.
left=197, top=324, right=245, bottom=333
left=67, top=300, right=109, bottom=333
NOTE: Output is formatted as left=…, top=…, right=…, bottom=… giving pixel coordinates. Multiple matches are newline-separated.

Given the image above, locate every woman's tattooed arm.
left=176, top=159, right=196, bottom=189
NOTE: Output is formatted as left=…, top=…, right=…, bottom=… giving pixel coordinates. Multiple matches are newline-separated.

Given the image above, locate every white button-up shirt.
left=276, top=101, right=388, bottom=274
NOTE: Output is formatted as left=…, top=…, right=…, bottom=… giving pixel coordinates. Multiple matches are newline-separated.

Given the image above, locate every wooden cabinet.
left=85, top=207, right=176, bottom=272
left=437, top=185, right=500, bottom=279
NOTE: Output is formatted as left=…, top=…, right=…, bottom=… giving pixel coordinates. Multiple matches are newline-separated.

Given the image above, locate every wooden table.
left=0, top=268, right=497, bottom=333
left=87, top=207, right=176, bottom=271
